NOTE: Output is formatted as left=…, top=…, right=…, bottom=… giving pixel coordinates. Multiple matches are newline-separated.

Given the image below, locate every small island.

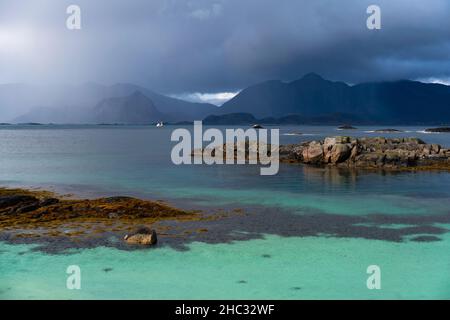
left=425, top=127, right=450, bottom=133
left=337, top=125, right=357, bottom=130
left=279, top=136, right=450, bottom=170
left=193, top=136, right=450, bottom=171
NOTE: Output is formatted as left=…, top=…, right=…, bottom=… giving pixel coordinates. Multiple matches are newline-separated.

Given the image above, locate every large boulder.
left=124, top=227, right=158, bottom=246
left=323, top=137, right=336, bottom=163
left=302, top=141, right=324, bottom=164
left=330, top=143, right=351, bottom=164
left=323, top=137, right=352, bottom=164
left=350, top=145, right=359, bottom=160
left=431, top=144, right=441, bottom=154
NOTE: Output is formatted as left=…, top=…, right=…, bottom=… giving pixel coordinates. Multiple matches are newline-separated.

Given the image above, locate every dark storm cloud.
left=0, top=0, right=449, bottom=93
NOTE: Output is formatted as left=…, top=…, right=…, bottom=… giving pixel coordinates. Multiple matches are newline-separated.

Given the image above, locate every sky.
left=0, top=0, right=449, bottom=104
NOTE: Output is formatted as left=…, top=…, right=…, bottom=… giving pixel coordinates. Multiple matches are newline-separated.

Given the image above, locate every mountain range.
left=217, top=73, right=450, bottom=124
left=3, top=73, right=450, bottom=125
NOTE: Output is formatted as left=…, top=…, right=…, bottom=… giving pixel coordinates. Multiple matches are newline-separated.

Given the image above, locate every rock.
left=330, top=143, right=351, bottom=164
left=252, top=124, right=263, bottom=129
left=323, top=137, right=336, bottom=149
left=124, top=233, right=157, bottom=245
left=350, top=145, right=359, bottom=160
left=124, top=227, right=158, bottom=245
left=323, top=138, right=336, bottom=163
left=108, top=212, right=119, bottom=219
left=302, top=141, right=323, bottom=164
left=431, top=144, right=441, bottom=154
left=422, top=147, right=431, bottom=156
left=425, top=127, right=450, bottom=133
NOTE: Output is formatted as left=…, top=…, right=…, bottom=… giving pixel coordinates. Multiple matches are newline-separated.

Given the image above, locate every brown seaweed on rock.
left=0, top=187, right=200, bottom=245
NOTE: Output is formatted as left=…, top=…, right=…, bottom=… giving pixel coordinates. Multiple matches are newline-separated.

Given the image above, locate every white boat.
left=156, top=121, right=164, bottom=128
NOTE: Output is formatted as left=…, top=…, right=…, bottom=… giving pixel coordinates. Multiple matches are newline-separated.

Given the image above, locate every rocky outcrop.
left=124, top=227, right=158, bottom=246
left=0, top=188, right=205, bottom=251
left=280, top=136, right=450, bottom=170
left=0, top=188, right=195, bottom=234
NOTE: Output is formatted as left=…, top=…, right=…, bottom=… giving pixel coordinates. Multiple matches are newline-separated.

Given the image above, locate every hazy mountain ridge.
left=4, top=83, right=217, bottom=123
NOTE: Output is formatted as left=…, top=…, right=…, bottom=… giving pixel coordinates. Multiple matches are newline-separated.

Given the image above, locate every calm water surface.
left=1, top=125, right=449, bottom=299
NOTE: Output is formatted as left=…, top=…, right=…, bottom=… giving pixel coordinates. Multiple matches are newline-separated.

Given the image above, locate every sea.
left=0, top=124, right=449, bottom=299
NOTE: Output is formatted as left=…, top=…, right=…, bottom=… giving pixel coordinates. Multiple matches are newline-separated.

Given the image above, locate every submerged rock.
left=410, top=235, right=441, bottom=242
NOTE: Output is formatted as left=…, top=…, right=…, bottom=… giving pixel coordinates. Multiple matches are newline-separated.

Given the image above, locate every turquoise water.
left=2, top=234, right=449, bottom=299
left=1, top=125, right=450, bottom=299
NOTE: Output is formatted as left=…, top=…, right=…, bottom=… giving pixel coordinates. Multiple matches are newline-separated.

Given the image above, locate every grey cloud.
left=0, top=0, right=449, bottom=94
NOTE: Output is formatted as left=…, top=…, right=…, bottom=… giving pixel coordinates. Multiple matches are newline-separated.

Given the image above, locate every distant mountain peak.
left=299, top=72, right=324, bottom=81
left=93, top=90, right=164, bottom=124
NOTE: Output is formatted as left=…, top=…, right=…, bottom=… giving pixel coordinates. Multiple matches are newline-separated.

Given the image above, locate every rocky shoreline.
left=279, top=136, right=450, bottom=170
left=0, top=187, right=206, bottom=250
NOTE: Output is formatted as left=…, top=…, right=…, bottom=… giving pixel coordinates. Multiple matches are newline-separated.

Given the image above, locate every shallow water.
left=1, top=234, right=449, bottom=300
left=1, top=125, right=450, bottom=299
